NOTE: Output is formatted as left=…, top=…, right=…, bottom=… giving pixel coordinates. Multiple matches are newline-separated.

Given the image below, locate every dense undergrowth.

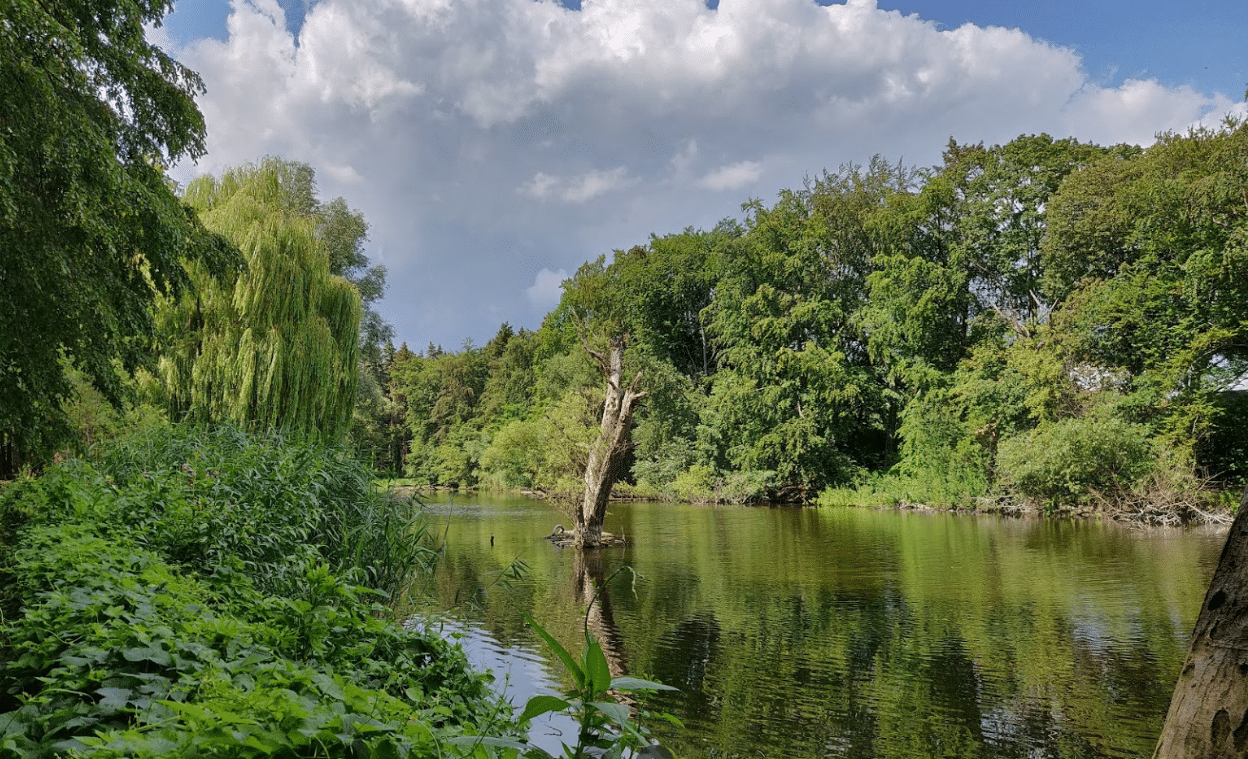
left=0, top=425, right=522, bottom=757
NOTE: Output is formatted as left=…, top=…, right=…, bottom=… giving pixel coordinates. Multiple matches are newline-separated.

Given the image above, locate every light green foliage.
left=480, top=418, right=546, bottom=489
left=996, top=407, right=1157, bottom=510
left=391, top=341, right=490, bottom=485
left=157, top=158, right=363, bottom=439
left=520, top=607, right=679, bottom=758
left=0, top=0, right=236, bottom=469
left=1041, top=119, right=1248, bottom=470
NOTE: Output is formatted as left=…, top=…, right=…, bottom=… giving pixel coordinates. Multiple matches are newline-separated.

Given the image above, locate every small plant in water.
left=518, top=586, right=681, bottom=758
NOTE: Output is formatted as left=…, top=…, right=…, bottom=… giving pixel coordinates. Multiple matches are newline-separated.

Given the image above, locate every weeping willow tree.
left=154, top=159, right=362, bottom=439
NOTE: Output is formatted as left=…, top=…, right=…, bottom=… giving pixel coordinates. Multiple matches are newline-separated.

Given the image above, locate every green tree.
left=703, top=163, right=901, bottom=494
left=1042, top=119, right=1248, bottom=468
left=155, top=159, right=362, bottom=438
left=0, top=0, right=234, bottom=472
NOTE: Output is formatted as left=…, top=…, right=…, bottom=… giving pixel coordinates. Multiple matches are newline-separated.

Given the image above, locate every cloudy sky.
left=153, top=0, right=1247, bottom=351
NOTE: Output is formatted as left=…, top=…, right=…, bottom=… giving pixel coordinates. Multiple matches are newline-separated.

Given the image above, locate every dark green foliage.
left=388, top=125, right=1247, bottom=515
left=0, top=0, right=236, bottom=471
left=0, top=427, right=511, bottom=757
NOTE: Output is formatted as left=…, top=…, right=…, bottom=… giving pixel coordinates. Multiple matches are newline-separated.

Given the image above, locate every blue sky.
left=153, top=0, right=1246, bottom=349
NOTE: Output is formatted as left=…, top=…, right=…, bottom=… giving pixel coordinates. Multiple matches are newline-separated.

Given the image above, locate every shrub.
left=669, top=464, right=719, bottom=503
left=0, top=528, right=502, bottom=757
left=818, top=463, right=987, bottom=510
left=63, top=424, right=438, bottom=602
left=996, top=412, right=1156, bottom=510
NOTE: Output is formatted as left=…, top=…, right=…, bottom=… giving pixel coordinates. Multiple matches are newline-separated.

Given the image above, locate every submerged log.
left=1153, top=486, right=1248, bottom=759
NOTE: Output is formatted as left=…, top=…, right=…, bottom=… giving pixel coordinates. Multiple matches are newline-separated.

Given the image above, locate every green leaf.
left=369, top=737, right=401, bottom=759
left=242, top=734, right=275, bottom=754
left=585, top=638, right=611, bottom=696
left=518, top=694, right=572, bottom=722
left=609, top=676, right=677, bottom=692
left=655, top=712, right=684, bottom=729
left=122, top=645, right=171, bottom=665
left=591, top=701, right=633, bottom=728
left=443, top=735, right=541, bottom=753
left=591, top=700, right=648, bottom=744
left=522, top=612, right=583, bottom=687
left=157, top=699, right=213, bottom=722
left=95, top=687, right=131, bottom=709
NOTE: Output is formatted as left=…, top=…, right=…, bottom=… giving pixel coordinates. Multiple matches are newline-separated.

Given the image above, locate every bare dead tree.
left=575, top=334, right=645, bottom=548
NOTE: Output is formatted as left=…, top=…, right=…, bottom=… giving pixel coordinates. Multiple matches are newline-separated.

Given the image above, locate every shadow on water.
left=413, top=493, right=1226, bottom=759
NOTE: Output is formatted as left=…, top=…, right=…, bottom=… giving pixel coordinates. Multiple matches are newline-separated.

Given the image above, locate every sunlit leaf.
left=518, top=694, right=572, bottom=722
left=585, top=638, right=611, bottom=696
left=523, top=612, right=584, bottom=687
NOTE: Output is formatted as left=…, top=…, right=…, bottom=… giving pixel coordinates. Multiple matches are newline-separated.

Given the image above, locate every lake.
left=408, top=493, right=1225, bottom=759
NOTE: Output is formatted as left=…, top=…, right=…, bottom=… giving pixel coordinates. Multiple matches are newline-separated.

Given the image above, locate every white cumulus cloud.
left=161, top=0, right=1238, bottom=348
left=526, top=267, right=569, bottom=310
left=698, top=160, right=763, bottom=191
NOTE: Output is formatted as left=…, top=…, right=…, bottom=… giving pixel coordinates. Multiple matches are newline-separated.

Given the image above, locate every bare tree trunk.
left=575, top=336, right=645, bottom=549
left=1153, top=486, right=1248, bottom=759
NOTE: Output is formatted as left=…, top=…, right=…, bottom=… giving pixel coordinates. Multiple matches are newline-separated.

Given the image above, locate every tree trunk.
left=1154, top=486, right=1248, bottom=759
left=575, top=336, right=645, bottom=549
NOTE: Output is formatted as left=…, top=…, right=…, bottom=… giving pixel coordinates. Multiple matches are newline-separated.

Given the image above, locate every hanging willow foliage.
left=155, top=159, right=361, bottom=439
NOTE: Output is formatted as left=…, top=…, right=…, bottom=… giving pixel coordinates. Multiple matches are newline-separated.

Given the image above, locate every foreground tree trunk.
left=576, top=336, right=645, bottom=549
left=1154, top=487, right=1248, bottom=759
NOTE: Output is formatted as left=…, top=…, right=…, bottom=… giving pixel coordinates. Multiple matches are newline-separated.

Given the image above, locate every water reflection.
left=575, top=549, right=630, bottom=681
left=414, top=495, right=1225, bottom=759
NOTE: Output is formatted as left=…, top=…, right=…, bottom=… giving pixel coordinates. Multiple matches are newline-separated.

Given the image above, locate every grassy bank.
left=0, top=426, right=520, bottom=757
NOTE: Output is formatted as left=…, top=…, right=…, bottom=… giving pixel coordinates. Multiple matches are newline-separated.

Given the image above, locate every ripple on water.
left=420, top=497, right=1224, bottom=759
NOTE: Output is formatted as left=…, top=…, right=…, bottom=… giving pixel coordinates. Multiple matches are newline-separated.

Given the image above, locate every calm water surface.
left=410, top=494, right=1225, bottom=759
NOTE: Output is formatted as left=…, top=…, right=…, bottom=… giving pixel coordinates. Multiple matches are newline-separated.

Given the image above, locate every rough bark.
left=575, top=336, right=645, bottom=549
left=1154, top=486, right=1248, bottom=759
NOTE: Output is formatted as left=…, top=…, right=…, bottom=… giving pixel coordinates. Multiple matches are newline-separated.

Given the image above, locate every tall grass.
left=818, top=463, right=988, bottom=510
left=26, top=423, right=437, bottom=604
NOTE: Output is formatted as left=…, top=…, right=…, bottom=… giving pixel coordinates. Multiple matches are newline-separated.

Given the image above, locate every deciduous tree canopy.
left=0, top=0, right=234, bottom=467
left=381, top=123, right=1248, bottom=516
left=153, top=159, right=361, bottom=439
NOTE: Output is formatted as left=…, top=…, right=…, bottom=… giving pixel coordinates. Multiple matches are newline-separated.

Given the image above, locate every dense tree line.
left=383, top=124, right=1248, bottom=516
left=2, top=0, right=1242, bottom=519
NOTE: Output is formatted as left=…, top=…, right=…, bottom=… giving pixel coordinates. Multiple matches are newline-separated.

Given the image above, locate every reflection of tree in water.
left=574, top=550, right=629, bottom=681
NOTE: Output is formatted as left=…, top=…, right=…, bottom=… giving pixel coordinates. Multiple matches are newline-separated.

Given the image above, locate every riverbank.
left=0, top=428, right=519, bottom=757
left=381, top=478, right=1237, bottom=529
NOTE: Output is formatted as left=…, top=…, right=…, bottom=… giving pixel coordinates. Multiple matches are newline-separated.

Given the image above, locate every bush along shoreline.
left=0, top=425, right=524, bottom=757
